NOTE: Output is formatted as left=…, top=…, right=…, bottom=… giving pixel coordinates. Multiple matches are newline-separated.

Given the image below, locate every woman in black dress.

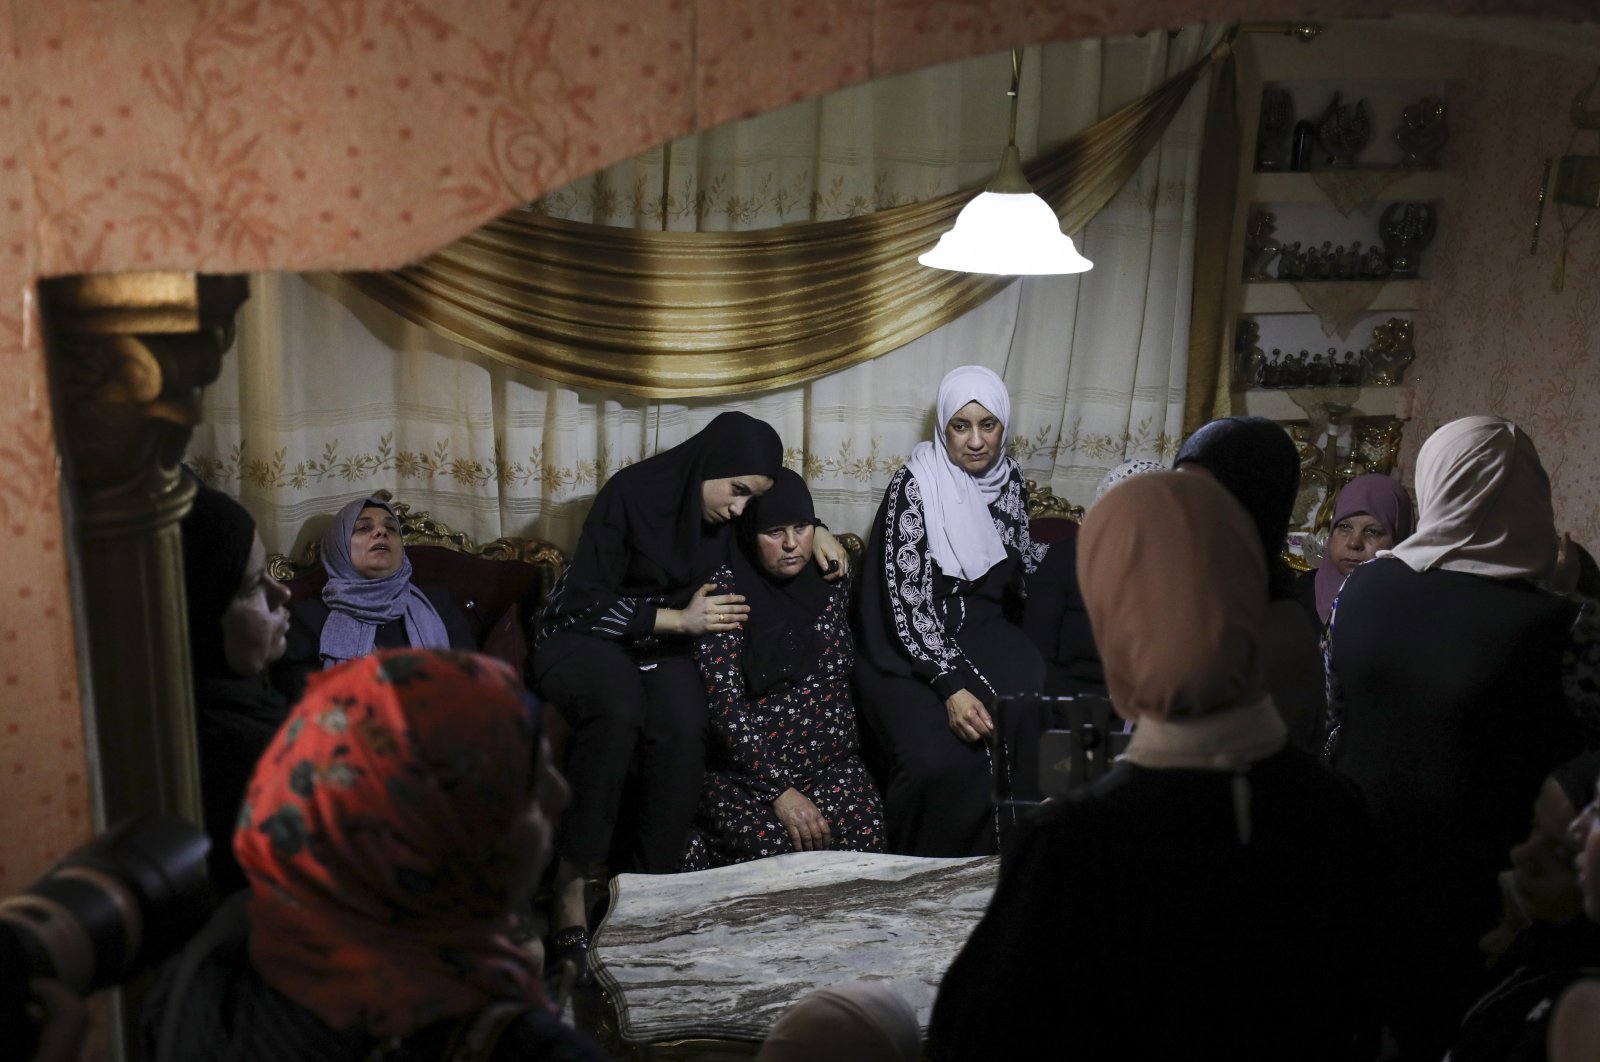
left=1175, top=415, right=1325, bottom=748
left=531, top=412, right=846, bottom=975
left=683, top=468, right=884, bottom=869
left=180, top=484, right=293, bottom=897
left=1325, top=416, right=1585, bottom=1060
left=854, top=364, right=1047, bottom=857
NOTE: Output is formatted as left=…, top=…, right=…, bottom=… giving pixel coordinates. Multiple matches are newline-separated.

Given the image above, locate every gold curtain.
left=352, top=46, right=1225, bottom=399
left=1183, top=30, right=1242, bottom=434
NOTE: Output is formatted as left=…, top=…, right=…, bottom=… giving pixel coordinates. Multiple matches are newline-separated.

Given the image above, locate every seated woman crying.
left=683, top=469, right=885, bottom=869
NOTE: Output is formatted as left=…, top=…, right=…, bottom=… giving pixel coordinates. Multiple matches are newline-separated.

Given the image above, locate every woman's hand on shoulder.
left=664, top=583, right=750, bottom=637
left=944, top=689, right=993, bottom=743
left=773, top=788, right=831, bottom=851
left=812, top=527, right=849, bottom=581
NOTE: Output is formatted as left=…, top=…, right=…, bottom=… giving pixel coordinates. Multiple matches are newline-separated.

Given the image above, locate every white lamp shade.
left=918, top=190, right=1094, bottom=276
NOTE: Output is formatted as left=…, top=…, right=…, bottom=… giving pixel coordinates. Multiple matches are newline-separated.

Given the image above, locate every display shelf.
left=1241, top=280, right=1420, bottom=314
left=1234, top=386, right=1412, bottom=422
left=1229, top=22, right=1459, bottom=534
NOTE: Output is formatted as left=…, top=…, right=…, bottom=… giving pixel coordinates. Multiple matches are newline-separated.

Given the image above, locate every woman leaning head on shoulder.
left=531, top=410, right=849, bottom=981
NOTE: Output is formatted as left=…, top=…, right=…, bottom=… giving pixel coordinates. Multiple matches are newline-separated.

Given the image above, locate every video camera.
left=992, top=693, right=1132, bottom=839
left=0, top=814, right=211, bottom=1059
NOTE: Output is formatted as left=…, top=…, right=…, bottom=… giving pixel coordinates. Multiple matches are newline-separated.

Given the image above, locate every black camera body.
left=0, top=815, right=211, bottom=1058
left=993, top=693, right=1132, bottom=837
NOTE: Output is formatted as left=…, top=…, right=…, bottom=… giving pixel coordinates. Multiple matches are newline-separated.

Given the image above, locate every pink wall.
left=1410, top=44, right=1600, bottom=541
left=0, top=0, right=1592, bottom=896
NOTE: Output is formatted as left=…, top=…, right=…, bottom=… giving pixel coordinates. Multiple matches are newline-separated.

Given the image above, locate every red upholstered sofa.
left=272, top=479, right=1075, bottom=671
left=1024, top=481, right=1084, bottom=545
left=271, top=483, right=1082, bottom=660
left=269, top=485, right=1081, bottom=752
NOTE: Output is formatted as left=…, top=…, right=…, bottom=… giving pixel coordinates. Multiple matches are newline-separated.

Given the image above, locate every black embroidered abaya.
left=853, top=462, right=1047, bottom=856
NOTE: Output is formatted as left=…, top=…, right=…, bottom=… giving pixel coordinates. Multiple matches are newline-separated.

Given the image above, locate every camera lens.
left=0, top=815, right=209, bottom=994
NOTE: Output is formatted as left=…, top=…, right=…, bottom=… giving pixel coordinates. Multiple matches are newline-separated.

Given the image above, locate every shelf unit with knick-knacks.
left=1230, top=21, right=1466, bottom=561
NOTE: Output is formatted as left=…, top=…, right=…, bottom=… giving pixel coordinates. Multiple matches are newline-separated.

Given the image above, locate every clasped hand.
left=944, top=689, right=993, bottom=743
left=773, top=787, right=831, bottom=851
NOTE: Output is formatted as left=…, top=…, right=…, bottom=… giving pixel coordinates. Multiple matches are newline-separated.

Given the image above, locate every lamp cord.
left=1008, top=48, right=1022, bottom=147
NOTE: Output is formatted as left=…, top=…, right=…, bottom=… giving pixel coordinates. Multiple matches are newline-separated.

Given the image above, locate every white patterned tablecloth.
left=590, top=851, right=999, bottom=1044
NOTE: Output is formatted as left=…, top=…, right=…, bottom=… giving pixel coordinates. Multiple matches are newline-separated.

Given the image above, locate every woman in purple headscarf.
left=1294, top=473, right=1415, bottom=626
left=272, top=497, right=475, bottom=705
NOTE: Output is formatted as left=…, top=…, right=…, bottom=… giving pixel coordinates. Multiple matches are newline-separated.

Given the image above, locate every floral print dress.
left=682, top=565, right=885, bottom=870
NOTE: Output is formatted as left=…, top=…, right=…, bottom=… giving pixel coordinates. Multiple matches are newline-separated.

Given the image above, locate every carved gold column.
left=40, top=273, right=249, bottom=827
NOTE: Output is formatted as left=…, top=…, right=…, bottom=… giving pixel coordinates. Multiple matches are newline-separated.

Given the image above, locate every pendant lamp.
left=918, top=49, right=1094, bottom=276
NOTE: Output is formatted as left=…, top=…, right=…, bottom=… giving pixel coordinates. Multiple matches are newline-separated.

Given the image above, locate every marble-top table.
left=590, top=851, right=999, bottom=1045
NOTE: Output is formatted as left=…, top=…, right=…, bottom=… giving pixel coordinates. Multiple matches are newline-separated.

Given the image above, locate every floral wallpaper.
left=1409, top=44, right=1600, bottom=544
left=0, top=0, right=1592, bottom=898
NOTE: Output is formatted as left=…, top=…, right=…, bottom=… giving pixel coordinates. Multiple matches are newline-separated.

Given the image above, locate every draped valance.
left=349, top=41, right=1228, bottom=399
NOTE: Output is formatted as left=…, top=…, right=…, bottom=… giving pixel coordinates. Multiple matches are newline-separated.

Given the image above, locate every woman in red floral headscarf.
left=143, top=649, right=608, bottom=1062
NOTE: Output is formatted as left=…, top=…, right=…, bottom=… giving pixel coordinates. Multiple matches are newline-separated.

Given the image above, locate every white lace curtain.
left=190, top=26, right=1224, bottom=557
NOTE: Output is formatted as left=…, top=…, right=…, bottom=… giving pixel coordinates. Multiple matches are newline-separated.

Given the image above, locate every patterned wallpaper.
left=1410, top=44, right=1600, bottom=543
left=0, top=0, right=1593, bottom=896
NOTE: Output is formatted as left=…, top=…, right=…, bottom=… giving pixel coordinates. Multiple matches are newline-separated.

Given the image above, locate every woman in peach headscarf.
left=930, top=472, right=1379, bottom=1061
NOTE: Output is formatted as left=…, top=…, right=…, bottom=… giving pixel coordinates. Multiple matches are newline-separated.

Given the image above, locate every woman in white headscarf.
left=854, top=365, right=1048, bottom=857
left=1323, top=415, right=1585, bottom=1062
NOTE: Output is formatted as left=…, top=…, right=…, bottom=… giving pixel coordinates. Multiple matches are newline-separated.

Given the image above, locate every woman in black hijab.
left=180, top=483, right=293, bottom=896
left=531, top=412, right=844, bottom=977
left=682, top=469, right=884, bottom=869
left=1174, top=416, right=1324, bottom=748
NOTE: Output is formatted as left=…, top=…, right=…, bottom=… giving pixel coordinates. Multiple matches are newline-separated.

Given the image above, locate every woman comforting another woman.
left=530, top=412, right=847, bottom=977
left=854, top=365, right=1048, bottom=857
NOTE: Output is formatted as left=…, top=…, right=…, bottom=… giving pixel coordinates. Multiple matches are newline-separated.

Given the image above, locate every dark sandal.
left=547, top=925, right=593, bottom=992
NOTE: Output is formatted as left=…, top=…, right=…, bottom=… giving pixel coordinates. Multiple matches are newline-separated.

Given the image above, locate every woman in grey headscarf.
left=1325, top=416, right=1585, bottom=1061
left=272, top=496, right=475, bottom=704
